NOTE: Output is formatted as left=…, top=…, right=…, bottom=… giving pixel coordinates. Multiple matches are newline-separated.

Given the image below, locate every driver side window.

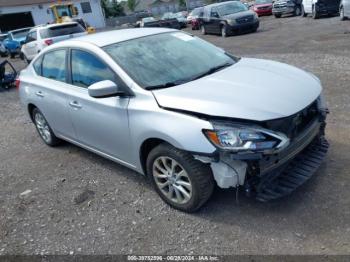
left=71, top=49, right=117, bottom=88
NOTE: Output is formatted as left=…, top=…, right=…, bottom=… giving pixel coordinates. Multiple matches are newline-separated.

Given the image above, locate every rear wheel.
left=32, top=108, right=61, bottom=146
left=312, top=5, right=319, bottom=19
left=340, top=6, right=347, bottom=20
left=146, top=143, right=214, bottom=212
left=301, top=5, right=307, bottom=17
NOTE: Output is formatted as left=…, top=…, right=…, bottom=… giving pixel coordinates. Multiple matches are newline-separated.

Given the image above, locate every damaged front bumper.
left=195, top=110, right=329, bottom=202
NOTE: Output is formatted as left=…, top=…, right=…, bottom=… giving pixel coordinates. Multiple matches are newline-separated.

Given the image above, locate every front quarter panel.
left=128, top=90, right=216, bottom=173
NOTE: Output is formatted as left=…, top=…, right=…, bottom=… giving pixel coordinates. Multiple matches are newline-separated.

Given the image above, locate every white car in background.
left=21, top=22, right=87, bottom=63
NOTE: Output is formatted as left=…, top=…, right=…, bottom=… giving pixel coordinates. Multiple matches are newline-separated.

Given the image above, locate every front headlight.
left=204, top=123, right=289, bottom=152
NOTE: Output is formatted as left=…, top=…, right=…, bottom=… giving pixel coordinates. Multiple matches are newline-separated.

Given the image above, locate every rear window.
left=40, top=23, right=85, bottom=38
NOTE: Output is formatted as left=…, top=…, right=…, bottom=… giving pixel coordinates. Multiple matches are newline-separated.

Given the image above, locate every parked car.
left=187, top=7, right=204, bottom=23
left=3, top=27, right=32, bottom=58
left=136, top=17, right=181, bottom=29
left=340, top=0, right=350, bottom=20
left=0, top=42, right=7, bottom=57
left=18, top=28, right=329, bottom=212
left=0, top=34, right=8, bottom=57
left=272, top=0, right=302, bottom=18
left=21, top=22, right=87, bottom=63
left=162, top=12, right=187, bottom=28
left=301, top=0, right=340, bottom=18
left=199, top=1, right=259, bottom=37
left=252, top=0, right=273, bottom=16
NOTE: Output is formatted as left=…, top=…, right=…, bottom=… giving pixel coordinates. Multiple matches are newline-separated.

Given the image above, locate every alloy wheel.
left=152, top=156, right=192, bottom=204
left=34, top=111, right=52, bottom=144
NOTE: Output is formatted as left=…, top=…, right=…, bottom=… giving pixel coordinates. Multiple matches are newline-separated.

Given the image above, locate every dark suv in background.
left=198, top=1, right=259, bottom=37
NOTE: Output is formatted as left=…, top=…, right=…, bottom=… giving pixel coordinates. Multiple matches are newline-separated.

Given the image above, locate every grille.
left=236, top=15, right=254, bottom=24
left=258, top=6, right=271, bottom=10
left=264, top=100, right=319, bottom=140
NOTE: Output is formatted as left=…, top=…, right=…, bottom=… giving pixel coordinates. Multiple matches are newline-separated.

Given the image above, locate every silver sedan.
left=18, top=28, right=328, bottom=212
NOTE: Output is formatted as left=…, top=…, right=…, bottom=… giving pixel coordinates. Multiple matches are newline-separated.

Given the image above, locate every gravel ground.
left=0, top=15, right=350, bottom=256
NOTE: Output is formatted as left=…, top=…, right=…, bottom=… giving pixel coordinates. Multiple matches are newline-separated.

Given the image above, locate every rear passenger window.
left=42, top=50, right=66, bottom=82
left=71, top=50, right=115, bottom=88
left=33, top=56, right=42, bottom=75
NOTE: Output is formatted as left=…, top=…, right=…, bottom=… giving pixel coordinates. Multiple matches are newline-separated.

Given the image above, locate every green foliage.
left=179, top=0, right=186, bottom=7
left=127, top=0, right=140, bottom=12
left=101, top=0, right=125, bottom=18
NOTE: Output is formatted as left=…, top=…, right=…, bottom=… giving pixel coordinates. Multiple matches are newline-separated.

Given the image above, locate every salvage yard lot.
left=0, top=15, right=350, bottom=255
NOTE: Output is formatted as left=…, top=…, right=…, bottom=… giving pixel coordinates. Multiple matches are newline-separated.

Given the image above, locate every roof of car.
left=71, top=28, right=177, bottom=47
left=9, top=27, right=32, bottom=33
left=205, top=0, right=240, bottom=8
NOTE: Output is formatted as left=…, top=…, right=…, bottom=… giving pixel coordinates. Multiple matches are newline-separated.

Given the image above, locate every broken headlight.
left=204, top=123, right=289, bottom=153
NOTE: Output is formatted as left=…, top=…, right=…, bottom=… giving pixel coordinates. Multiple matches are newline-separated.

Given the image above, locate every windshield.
left=217, top=2, right=248, bottom=16
left=104, top=32, right=237, bottom=89
left=255, top=0, right=273, bottom=4
left=40, top=23, right=85, bottom=38
left=12, top=29, right=30, bottom=39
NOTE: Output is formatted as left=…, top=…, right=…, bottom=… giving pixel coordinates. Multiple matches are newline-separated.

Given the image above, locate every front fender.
left=127, top=92, right=216, bottom=172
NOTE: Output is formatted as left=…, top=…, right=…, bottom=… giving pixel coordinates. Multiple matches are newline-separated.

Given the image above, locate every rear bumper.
left=316, top=4, right=339, bottom=14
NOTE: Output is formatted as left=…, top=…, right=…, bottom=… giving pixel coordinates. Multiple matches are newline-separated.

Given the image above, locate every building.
left=0, top=0, right=105, bottom=32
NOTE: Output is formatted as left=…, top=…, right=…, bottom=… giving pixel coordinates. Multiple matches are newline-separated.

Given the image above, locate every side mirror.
left=88, top=80, right=123, bottom=98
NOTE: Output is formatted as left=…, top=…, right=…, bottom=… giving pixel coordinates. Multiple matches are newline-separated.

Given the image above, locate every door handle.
left=35, top=91, right=44, bottom=97
left=69, top=101, right=82, bottom=109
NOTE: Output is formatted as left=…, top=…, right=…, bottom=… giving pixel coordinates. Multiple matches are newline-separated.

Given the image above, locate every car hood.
left=152, top=58, right=322, bottom=122
left=222, top=10, right=256, bottom=19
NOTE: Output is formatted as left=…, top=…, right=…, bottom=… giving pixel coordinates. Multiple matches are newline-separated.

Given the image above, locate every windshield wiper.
left=144, top=62, right=233, bottom=90
left=144, top=79, right=189, bottom=90
left=192, top=62, right=233, bottom=81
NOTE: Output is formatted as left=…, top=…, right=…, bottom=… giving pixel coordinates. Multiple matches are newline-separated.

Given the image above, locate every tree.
left=101, top=0, right=125, bottom=18
left=127, top=0, right=140, bottom=12
left=179, top=0, right=186, bottom=7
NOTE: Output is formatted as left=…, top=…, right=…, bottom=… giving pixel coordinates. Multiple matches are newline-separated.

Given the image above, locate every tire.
left=294, top=6, right=302, bottom=16
left=340, top=6, right=347, bottom=20
left=301, top=5, right=307, bottom=17
left=221, top=24, right=228, bottom=37
left=274, top=14, right=282, bottom=18
left=32, top=108, right=61, bottom=146
left=10, top=52, right=15, bottom=59
left=201, top=25, right=206, bottom=35
left=312, top=6, right=319, bottom=19
left=146, top=143, right=214, bottom=212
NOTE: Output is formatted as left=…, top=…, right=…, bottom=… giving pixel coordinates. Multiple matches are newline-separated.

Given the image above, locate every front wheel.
left=10, top=52, right=15, bottom=59
left=221, top=24, right=228, bottom=37
left=147, top=143, right=214, bottom=212
left=274, top=14, right=282, bottom=18
left=294, top=6, right=301, bottom=16
left=201, top=25, right=206, bottom=35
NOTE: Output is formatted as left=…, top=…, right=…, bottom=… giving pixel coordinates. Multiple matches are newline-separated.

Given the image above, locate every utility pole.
left=185, top=0, right=189, bottom=12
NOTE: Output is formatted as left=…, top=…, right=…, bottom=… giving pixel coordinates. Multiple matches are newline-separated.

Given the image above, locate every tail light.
left=15, top=78, right=20, bottom=89
left=44, top=39, right=53, bottom=46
